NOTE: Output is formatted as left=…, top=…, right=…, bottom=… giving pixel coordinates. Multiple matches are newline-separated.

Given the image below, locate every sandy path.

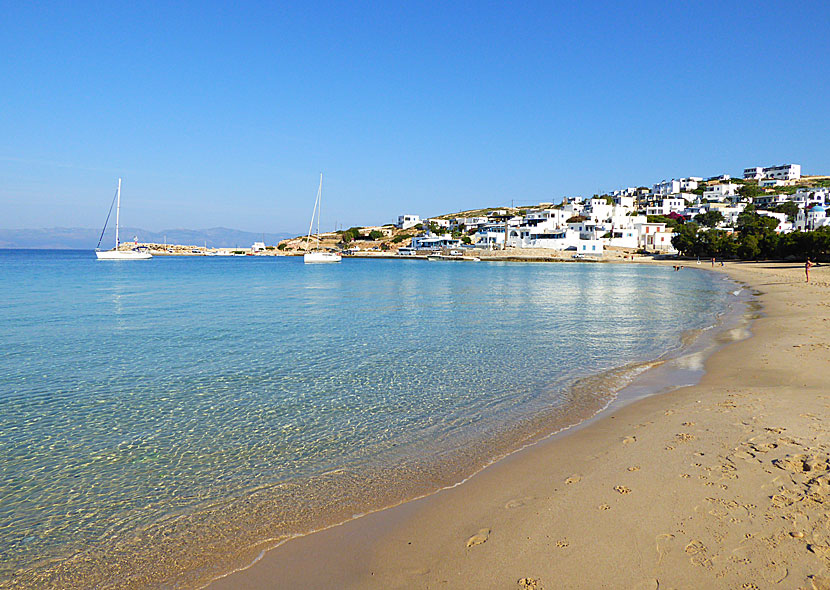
left=209, top=261, right=830, bottom=590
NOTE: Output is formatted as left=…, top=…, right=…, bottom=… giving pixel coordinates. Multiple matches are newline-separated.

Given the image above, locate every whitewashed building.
left=397, top=214, right=421, bottom=230
left=760, top=179, right=786, bottom=188
left=745, top=164, right=801, bottom=181
left=795, top=187, right=829, bottom=205
left=744, top=167, right=764, bottom=180
left=753, top=194, right=790, bottom=208
left=764, top=164, right=801, bottom=180
left=451, top=216, right=489, bottom=231
left=425, top=218, right=450, bottom=229
left=410, top=235, right=462, bottom=251
left=576, top=240, right=604, bottom=256
left=795, top=206, right=830, bottom=231
left=756, top=211, right=792, bottom=233
left=703, top=183, right=739, bottom=201
left=646, top=197, right=687, bottom=216
left=652, top=179, right=682, bottom=197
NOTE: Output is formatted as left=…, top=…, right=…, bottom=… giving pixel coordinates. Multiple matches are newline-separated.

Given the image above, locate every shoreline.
left=206, top=261, right=825, bottom=590
left=201, top=264, right=746, bottom=589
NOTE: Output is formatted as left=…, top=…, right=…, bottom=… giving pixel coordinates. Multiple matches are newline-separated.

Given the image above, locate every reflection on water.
left=0, top=251, right=737, bottom=589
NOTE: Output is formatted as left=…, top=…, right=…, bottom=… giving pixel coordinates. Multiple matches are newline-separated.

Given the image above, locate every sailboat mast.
left=115, top=178, right=121, bottom=250
left=305, top=179, right=320, bottom=252
left=316, top=173, right=322, bottom=250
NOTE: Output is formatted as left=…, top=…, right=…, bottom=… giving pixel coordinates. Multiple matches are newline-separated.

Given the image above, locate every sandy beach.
left=209, top=261, right=830, bottom=590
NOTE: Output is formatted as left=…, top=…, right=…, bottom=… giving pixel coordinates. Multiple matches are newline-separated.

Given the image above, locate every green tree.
left=737, top=184, right=762, bottom=201
left=647, top=215, right=684, bottom=232
left=461, top=235, right=472, bottom=244
left=695, top=210, right=724, bottom=228
left=771, top=201, right=799, bottom=222
left=671, top=222, right=700, bottom=256
left=737, top=234, right=760, bottom=260
left=368, top=230, right=383, bottom=240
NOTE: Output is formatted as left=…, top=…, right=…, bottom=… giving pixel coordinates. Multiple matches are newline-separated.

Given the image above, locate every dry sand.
left=209, top=261, right=830, bottom=590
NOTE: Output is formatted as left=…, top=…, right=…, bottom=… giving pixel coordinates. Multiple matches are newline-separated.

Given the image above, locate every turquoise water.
left=0, top=250, right=736, bottom=588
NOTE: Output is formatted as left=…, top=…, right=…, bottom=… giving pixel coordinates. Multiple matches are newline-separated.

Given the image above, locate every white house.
left=744, top=164, right=801, bottom=180
left=606, top=227, right=639, bottom=248
left=653, top=178, right=700, bottom=196
left=410, top=234, right=462, bottom=251
left=652, top=179, right=682, bottom=197
left=613, top=195, right=636, bottom=209
left=611, top=187, right=638, bottom=198
left=649, top=229, right=677, bottom=253
left=793, top=189, right=827, bottom=209
left=646, top=197, right=687, bottom=216
left=680, top=177, right=702, bottom=191
left=635, top=223, right=675, bottom=252
left=763, top=164, right=801, bottom=180
left=760, top=179, right=786, bottom=188
left=576, top=240, right=604, bottom=256
left=795, top=205, right=830, bottom=231
left=703, top=183, right=739, bottom=201
left=451, top=216, right=489, bottom=231
left=425, top=218, right=450, bottom=229
left=744, top=167, right=764, bottom=180
left=756, top=210, right=792, bottom=233
left=794, top=187, right=829, bottom=206
left=753, top=194, right=790, bottom=208
left=397, top=214, right=421, bottom=230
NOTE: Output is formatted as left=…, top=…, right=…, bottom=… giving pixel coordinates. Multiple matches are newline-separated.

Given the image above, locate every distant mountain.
left=0, top=227, right=295, bottom=249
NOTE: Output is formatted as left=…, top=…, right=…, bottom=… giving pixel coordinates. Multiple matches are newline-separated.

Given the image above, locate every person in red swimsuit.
left=806, top=258, right=813, bottom=283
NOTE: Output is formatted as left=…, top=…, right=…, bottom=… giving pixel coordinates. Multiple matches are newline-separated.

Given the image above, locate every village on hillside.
left=274, top=163, right=830, bottom=261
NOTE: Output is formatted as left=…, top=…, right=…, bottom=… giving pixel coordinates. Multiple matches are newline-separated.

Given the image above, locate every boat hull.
left=304, top=252, right=341, bottom=263
left=95, top=250, right=153, bottom=260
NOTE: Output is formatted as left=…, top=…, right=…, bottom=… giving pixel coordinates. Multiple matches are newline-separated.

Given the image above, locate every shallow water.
left=0, top=251, right=736, bottom=588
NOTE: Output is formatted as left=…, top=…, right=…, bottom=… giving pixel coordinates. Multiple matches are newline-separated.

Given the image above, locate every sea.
left=0, top=250, right=744, bottom=588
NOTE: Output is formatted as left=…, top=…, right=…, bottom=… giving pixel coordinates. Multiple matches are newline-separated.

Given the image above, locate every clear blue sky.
left=2, top=1, right=828, bottom=235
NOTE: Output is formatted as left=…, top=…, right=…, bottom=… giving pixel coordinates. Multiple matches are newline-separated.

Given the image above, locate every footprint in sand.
left=684, top=539, right=712, bottom=568
left=517, top=578, right=542, bottom=590
left=761, top=562, right=788, bottom=584
left=682, top=421, right=695, bottom=426
left=627, top=466, right=641, bottom=472
left=598, top=503, right=611, bottom=510
left=505, top=497, right=532, bottom=509
left=465, top=528, right=490, bottom=548
left=809, top=575, right=830, bottom=590
left=675, top=433, right=696, bottom=443
left=622, top=436, right=637, bottom=444
left=565, top=475, right=582, bottom=485
left=614, top=485, right=631, bottom=494
left=656, top=533, right=675, bottom=564
left=556, top=539, right=569, bottom=548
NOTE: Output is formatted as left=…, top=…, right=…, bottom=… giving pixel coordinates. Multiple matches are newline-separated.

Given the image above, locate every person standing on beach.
left=806, top=258, right=813, bottom=282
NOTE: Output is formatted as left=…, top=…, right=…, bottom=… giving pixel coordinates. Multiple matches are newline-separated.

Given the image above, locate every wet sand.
left=209, top=261, right=830, bottom=590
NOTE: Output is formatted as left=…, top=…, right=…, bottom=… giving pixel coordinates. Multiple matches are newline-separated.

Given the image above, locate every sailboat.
left=303, top=173, right=341, bottom=263
left=95, top=178, right=152, bottom=260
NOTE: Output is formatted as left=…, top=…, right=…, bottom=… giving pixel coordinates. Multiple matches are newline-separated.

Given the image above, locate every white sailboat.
left=303, top=173, right=341, bottom=263
left=95, top=178, right=152, bottom=260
